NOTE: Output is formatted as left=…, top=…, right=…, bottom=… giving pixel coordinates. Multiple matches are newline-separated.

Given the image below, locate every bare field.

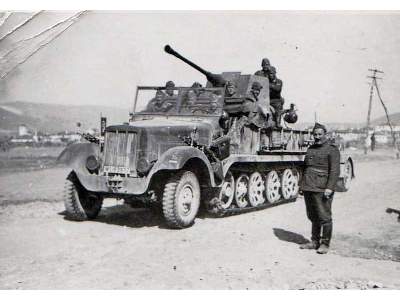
left=0, top=146, right=65, bottom=173
left=0, top=150, right=399, bottom=289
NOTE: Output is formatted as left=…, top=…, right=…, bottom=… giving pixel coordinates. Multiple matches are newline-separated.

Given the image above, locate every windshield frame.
left=132, top=86, right=225, bottom=117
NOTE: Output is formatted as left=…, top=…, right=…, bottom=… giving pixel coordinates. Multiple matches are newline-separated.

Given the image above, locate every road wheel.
left=265, top=170, right=281, bottom=203
left=281, top=169, right=299, bottom=200
left=63, top=172, right=103, bottom=221
left=235, top=174, right=249, bottom=208
left=162, top=171, right=200, bottom=228
left=248, top=172, right=266, bottom=207
left=218, top=172, right=235, bottom=209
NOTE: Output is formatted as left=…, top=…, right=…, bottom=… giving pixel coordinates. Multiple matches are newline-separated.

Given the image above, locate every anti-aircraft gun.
left=164, top=44, right=298, bottom=129
left=58, top=45, right=355, bottom=229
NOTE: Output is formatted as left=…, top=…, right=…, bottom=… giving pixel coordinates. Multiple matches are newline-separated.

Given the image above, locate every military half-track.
left=59, top=45, right=354, bottom=228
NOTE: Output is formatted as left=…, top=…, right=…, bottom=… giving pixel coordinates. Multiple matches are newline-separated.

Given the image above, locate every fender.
left=148, top=146, right=217, bottom=187
left=335, top=153, right=355, bottom=192
left=58, top=144, right=218, bottom=194
left=340, top=153, right=355, bottom=178
left=57, top=142, right=99, bottom=175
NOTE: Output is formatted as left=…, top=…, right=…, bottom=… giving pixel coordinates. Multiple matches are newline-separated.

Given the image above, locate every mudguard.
left=148, top=146, right=217, bottom=187
left=58, top=144, right=217, bottom=195
left=57, top=142, right=99, bottom=175
left=336, top=153, right=355, bottom=192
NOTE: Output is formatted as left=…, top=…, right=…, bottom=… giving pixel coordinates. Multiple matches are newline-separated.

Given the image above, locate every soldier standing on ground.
left=371, top=133, right=376, bottom=151
left=254, top=58, right=272, bottom=77
left=299, top=122, right=340, bottom=254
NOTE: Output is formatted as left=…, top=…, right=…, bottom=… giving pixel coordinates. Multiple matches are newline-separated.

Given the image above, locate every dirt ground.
left=0, top=148, right=399, bottom=289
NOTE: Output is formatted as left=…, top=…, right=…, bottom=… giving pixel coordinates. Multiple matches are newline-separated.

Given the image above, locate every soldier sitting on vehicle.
left=254, top=58, right=272, bottom=77
left=242, top=81, right=270, bottom=127
left=225, top=81, right=238, bottom=98
left=223, top=81, right=246, bottom=117
left=268, top=66, right=285, bottom=128
left=184, top=82, right=203, bottom=107
left=239, top=81, right=271, bottom=153
left=164, top=80, right=176, bottom=97
left=145, top=90, right=173, bottom=112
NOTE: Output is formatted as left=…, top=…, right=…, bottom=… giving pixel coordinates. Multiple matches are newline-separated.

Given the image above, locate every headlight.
left=86, top=155, right=100, bottom=173
left=137, top=158, right=151, bottom=175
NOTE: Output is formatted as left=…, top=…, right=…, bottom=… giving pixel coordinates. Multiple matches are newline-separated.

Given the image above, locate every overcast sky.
left=1, top=11, right=400, bottom=123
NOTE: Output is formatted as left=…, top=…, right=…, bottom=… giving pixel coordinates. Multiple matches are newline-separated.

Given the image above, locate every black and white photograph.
left=0, top=6, right=400, bottom=291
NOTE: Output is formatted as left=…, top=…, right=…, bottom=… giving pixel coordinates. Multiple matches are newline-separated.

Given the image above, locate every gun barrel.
left=164, top=45, right=210, bottom=76
left=164, top=45, right=226, bottom=87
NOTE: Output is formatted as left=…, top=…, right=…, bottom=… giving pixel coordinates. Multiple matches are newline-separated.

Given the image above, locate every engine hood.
left=106, top=118, right=219, bottom=162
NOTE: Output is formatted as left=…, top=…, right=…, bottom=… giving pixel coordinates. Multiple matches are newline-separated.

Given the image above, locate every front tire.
left=63, top=172, right=103, bottom=221
left=162, top=171, right=200, bottom=228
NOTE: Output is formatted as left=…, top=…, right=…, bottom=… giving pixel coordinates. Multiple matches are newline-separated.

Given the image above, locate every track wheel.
left=281, top=169, right=299, bottom=200
left=265, top=170, right=281, bottom=203
left=162, top=171, right=200, bottom=229
left=218, top=172, right=235, bottom=209
left=248, top=172, right=266, bottom=207
left=63, top=172, right=103, bottom=221
left=235, top=174, right=249, bottom=208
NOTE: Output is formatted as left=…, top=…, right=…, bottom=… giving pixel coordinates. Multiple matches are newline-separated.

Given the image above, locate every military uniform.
left=254, top=58, right=271, bottom=77
left=268, top=67, right=284, bottom=127
left=301, top=135, right=340, bottom=248
left=146, top=98, right=167, bottom=112
left=254, top=69, right=269, bottom=77
left=239, top=82, right=270, bottom=154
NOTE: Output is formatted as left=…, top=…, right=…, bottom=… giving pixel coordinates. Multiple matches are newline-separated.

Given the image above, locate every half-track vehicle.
left=59, top=45, right=354, bottom=228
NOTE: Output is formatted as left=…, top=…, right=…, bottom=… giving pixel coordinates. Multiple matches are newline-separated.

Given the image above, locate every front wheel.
left=162, top=171, right=200, bottom=228
left=63, top=172, right=103, bottom=221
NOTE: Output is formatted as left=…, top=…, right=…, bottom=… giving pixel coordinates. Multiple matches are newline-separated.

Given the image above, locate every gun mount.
left=164, top=45, right=227, bottom=87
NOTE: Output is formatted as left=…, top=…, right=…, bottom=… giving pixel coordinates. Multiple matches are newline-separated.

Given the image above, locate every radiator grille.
left=103, top=131, right=137, bottom=175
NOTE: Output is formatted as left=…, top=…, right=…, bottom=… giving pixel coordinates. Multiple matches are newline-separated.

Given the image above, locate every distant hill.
left=370, top=112, right=400, bottom=126
left=1, top=101, right=399, bottom=137
left=0, top=101, right=128, bottom=135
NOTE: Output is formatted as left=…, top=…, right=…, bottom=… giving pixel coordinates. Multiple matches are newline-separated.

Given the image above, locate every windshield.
left=133, top=86, right=224, bottom=117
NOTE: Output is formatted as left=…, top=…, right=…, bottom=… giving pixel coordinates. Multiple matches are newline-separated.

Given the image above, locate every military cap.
left=268, top=66, right=277, bottom=74
left=251, top=81, right=263, bottom=91
left=166, top=81, right=175, bottom=88
left=261, top=58, right=270, bottom=66
left=191, top=82, right=202, bottom=88
left=313, top=122, right=327, bottom=133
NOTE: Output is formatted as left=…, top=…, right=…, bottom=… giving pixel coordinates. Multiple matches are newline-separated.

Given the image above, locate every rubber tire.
left=162, top=171, right=200, bottom=229
left=336, top=159, right=353, bottom=192
left=63, top=172, right=103, bottom=221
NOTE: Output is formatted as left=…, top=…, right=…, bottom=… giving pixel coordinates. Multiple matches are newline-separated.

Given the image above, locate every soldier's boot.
left=300, top=223, right=320, bottom=250
left=317, top=223, right=332, bottom=254
left=299, top=240, right=319, bottom=250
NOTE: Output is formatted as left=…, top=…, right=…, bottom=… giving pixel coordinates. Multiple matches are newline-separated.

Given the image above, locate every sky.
left=1, top=11, right=400, bottom=123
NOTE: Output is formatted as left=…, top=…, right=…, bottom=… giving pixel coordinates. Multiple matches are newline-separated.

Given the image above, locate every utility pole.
left=364, top=69, right=383, bottom=154
left=365, top=68, right=398, bottom=156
